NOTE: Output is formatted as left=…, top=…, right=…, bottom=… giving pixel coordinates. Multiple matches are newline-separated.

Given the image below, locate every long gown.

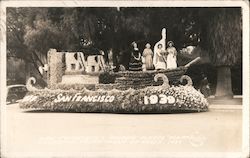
left=129, top=49, right=142, bottom=71
left=153, top=48, right=167, bottom=70
left=142, top=48, right=154, bottom=70
left=166, top=47, right=177, bottom=69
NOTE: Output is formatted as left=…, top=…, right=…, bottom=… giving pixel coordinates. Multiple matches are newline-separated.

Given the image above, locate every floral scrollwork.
left=154, top=73, right=170, bottom=88
left=26, top=77, right=39, bottom=91
left=180, top=75, right=193, bottom=86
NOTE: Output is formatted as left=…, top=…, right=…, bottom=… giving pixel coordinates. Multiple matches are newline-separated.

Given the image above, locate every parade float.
left=19, top=28, right=209, bottom=113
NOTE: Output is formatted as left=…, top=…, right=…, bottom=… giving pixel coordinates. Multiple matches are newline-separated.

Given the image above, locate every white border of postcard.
left=0, top=1, right=249, bottom=158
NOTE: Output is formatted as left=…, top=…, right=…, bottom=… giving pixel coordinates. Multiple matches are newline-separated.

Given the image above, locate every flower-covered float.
left=19, top=51, right=209, bottom=113
left=19, top=29, right=209, bottom=113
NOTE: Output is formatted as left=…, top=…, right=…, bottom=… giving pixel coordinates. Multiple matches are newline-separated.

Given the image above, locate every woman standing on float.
left=153, top=43, right=167, bottom=70
left=129, top=42, right=142, bottom=71
left=153, top=28, right=168, bottom=70
left=142, top=43, right=154, bottom=70
left=166, top=41, right=177, bottom=69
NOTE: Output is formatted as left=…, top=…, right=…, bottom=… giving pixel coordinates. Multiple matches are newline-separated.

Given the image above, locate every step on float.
left=19, top=49, right=209, bottom=113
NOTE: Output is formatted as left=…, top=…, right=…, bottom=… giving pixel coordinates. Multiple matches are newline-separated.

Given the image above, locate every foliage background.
left=6, top=7, right=242, bottom=94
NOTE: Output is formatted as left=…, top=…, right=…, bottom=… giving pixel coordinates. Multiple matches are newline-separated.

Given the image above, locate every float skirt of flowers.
left=19, top=84, right=209, bottom=113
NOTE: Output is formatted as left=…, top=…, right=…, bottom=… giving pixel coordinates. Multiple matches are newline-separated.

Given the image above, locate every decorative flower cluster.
left=167, top=85, right=209, bottom=109
left=141, top=84, right=208, bottom=111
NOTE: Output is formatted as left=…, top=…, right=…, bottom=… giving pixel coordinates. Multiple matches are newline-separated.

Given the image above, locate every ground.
left=2, top=102, right=242, bottom=158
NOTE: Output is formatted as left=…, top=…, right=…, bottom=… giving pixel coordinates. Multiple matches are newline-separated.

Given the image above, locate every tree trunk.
left=215, top=66, right=233, bottom=99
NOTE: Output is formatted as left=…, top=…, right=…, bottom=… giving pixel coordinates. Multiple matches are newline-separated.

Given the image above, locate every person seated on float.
left=129, top=42, right=142, bottom=71
left=153, top=43, right=167, bottom=70
left=166, top=41, right=177, bottom=69
left=142, top=43, right=154, bottom=71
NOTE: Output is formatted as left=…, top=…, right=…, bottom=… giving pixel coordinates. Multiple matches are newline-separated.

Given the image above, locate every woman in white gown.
left=166, top=41, right=177, bottom=69
left=153, top=44, right=167, bottom=70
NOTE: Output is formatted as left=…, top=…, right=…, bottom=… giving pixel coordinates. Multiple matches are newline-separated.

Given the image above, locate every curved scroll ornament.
left=180, top=75, right=193, bottom=86
left=26, top=77, right=39, bottom=91
left=154, top=73, right=170, bottom=88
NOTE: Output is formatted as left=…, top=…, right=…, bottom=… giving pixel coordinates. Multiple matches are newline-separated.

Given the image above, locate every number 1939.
left=144, top=94, right=176, bottom=105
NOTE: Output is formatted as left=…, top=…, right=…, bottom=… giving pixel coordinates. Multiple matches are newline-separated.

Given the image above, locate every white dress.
left=153, top=48, right=167, bottom=70
left=166, top=47, right=177, bottom=69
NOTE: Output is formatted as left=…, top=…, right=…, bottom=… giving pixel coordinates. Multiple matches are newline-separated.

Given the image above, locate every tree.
left=7, top=8, right=35, bottom=84
left=24, top=19, right=62, bottom=64
left=7, top=8, right=28, bottom=59
left=7, top=8, right=63, bottom=86
left=200, top=8, right=242, bottom=98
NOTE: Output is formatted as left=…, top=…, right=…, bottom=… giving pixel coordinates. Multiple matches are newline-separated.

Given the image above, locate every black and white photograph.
left=0, top=0, right=249, bottom=157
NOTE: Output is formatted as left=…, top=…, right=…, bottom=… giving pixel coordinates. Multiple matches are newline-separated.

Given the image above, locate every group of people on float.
left=129, top=41, right=178, bottom=71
